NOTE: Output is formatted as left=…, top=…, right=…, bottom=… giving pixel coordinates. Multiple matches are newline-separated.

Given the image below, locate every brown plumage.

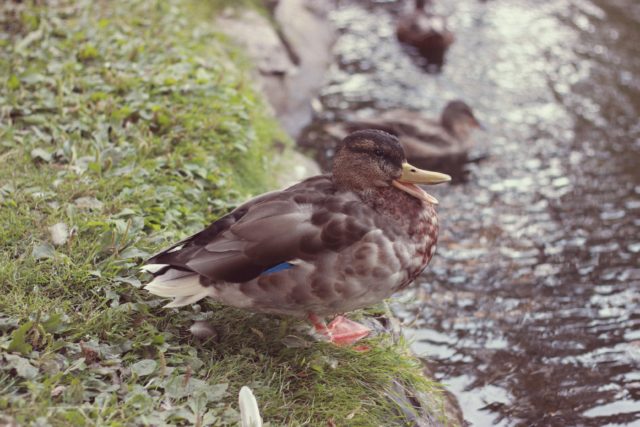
left=141, top=130, right=450, bottom=345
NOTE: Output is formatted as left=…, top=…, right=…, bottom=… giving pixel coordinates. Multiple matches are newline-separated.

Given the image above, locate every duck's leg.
left=326, top=316, right=370, bottom=346
left=307, top=313, right=331, bottom=338
left=307, top=313, right=370, bottom=346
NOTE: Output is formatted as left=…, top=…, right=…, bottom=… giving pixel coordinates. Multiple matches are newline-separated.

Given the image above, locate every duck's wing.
left=144, top=175, right=374, bottom=284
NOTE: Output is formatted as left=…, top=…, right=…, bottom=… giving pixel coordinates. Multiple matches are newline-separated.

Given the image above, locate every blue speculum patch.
left=261, top=262, right=294, bottom=275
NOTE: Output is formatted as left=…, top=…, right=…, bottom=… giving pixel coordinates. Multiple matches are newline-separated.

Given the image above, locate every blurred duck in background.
left=396, top=0, right=454, bottom=71
left=322, top=101, right=484, bottom=180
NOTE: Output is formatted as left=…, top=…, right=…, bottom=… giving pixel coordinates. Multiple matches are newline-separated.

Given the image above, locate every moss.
left=0, top=0, right=448, bottom=425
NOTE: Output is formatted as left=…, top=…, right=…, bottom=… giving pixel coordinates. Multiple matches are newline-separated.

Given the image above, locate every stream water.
left=298, top=0, right=640, bottom=425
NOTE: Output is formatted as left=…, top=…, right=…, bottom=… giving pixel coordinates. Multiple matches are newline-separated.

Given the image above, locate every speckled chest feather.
left=364, top=185, right=439, bottom=284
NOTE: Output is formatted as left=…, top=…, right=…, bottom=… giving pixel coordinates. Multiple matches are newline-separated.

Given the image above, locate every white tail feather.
left=143, top=268, right=214, bottom=308
left=144, top=275, right=204, bottom=297
left=239, top=386, right=263, bottom=427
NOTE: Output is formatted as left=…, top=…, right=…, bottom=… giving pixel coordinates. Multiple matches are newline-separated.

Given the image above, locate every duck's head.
left=332, top=129, right=451, bottom=204
left=441, top=100, right=483, bottom=139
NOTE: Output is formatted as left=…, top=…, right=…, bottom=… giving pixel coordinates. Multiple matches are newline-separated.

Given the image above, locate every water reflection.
left=301, top=0, right=640, bottom=424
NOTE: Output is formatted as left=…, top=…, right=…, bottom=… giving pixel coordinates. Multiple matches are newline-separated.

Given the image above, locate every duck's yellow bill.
left=392, top=162, right=451, bottom=205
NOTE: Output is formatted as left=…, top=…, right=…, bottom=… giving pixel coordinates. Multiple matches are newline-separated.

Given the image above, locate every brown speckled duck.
left=396, top=0, right=454, bottom=70
left=142, top=130, right=450, bottom=346
left=323, top=101, right=483, bottom=177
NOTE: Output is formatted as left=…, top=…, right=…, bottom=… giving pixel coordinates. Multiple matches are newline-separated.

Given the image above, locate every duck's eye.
left=374, top=149, right=384, bottom=157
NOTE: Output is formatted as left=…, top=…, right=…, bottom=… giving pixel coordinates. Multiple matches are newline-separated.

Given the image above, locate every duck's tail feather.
left=142, top=265, right=213, bottom=308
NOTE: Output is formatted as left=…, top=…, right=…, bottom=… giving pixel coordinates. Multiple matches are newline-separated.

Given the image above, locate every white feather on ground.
left=49, top=222, right=69, bottom=246
left=239, top=386, right=263, bottom=427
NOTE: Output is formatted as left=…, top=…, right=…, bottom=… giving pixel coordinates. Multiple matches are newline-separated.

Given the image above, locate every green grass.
left=0, top=0, right=448, bottom=425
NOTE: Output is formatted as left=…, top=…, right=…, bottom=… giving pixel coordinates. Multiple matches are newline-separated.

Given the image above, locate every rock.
left=270, top=0, right=335, bottom=137
left=272, top=149, right=321, bottom=189
left=216, top=9, right=294, bottom=77
left=216, top=0, right=336, bottom=139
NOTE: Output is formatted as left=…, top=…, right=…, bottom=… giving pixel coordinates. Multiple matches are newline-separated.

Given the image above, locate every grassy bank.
left=0, top=0, right=447, bottom=425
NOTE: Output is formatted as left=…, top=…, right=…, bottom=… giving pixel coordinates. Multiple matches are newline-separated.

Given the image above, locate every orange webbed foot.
left=308, top=313, right=371, bottom=347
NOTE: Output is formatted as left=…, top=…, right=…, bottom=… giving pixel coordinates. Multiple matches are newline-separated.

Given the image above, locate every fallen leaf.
left=32, top=242, right=56, bottom=260
left=41, top=313, right=69, bottom=333
left=80, top=341, right=100, bottom=364
left=74, top=196, right=104, bottom=210
left=130, top=359, right=157, bottom=376
left=113, top=276, right=142, bottom=288
left=4, top=354, right=39, bottom=379
left=164, top=375, right=227, bottom=402
left=31, top=148, right=52, bottom=163
left=51, top=385, right=66, bottom=397
left=118, top=246, right=149, bottom=259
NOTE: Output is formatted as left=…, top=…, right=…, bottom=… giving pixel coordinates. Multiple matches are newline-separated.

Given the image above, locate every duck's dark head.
left=332, top=129, right=450, bottom=204
left=441, top=100, right=483, bottom=139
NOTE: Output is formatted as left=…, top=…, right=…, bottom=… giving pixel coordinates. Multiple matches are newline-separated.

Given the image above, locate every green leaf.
left=62, top=409, right=85, bottom=425
left=74, top=196, right=104, bottom=210
left=130, top=359, right=157, bottom=376
left=4, top=354, right=39, bottom=379
left=118, top=246, right=149, bottom=260
left=205, top=383, right=228, bottom=402
left=77, top=44, right=99, bottom=61
left=41, top=313, right=68, bottom=334
left=30, top=148, right=52, bottom=163
left=64, top=378, right=85, bottom=404
left=7, top=75, right=20, bottom=90
left=164, top=375, right=207, bottom=399
left=8, top=321, right=34, bottom=355
left=113, top=276, right=142, bottom=288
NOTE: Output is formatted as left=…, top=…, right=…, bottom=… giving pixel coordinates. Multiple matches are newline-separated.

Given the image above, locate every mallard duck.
left=141, top=130, right=450, bottom=345
left=322, top=100, right=483, bottom=177
left=396, top=0, right=454, bottom=70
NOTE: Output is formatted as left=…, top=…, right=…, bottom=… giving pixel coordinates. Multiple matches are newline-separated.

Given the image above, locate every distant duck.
left=322, top=100, right=484, bottom=178
left=141, top=130, right=450, bottom=346
left=396, top=0, right=454, bottom=70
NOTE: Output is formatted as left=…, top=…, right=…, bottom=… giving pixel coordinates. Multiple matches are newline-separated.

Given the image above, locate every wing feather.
left=143, top=175, right=375, bottom=284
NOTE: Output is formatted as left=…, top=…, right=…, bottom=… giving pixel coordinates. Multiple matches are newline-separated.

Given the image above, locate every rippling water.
left=300, top=0, right=640, bottom=424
